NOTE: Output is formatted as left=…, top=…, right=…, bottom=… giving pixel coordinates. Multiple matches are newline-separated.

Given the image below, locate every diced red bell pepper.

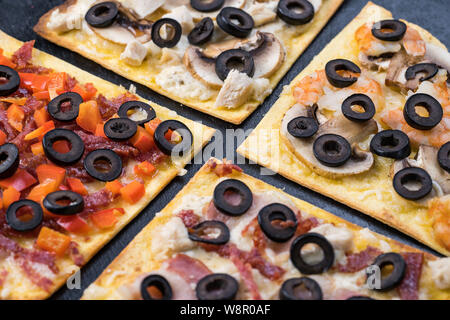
left=0, top=130, right=6, bottom=145
left=27, top=179, right=59, bottom=203
left=36, top=164, right=66, bottom=186
left=66, top=177, right=88, bottom=196
left=57, top=215, right=91, bottom=234
left=134, top=161, right=156, bottom=177
left=76, top=100, right=101, bottom=133
left=120, top=181, right=145, bottom=204
left=36, top=227, right=71, bottom=256
left=0, top=169, right=37, bottom=191
left=31, top=142, right=44, bottom=155
left=90, top=209, right=119, bottom=229
left=24, top=120, right=54, bottom=141
left=3, top=186, right=20, bottom=209
left=52, top=140, right=71, bottom=153
left=33, top=107, right=49, bottom=127
left=0, top=51, right=16, bottom=69
left=105, top=180, right=123, bottom=196
left=7, top=104, right=25, bottom=132
left=130, top=127, right=155, bottom=152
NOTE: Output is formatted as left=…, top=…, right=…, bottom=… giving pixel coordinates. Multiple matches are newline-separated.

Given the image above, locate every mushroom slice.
left=281, top=104, right=377, bottom=178
left=251, top=32, right=285, bottom=78
left=91, top=24, right=136, bottom=45
left=183, top=46, right=223, bottom=89
left=425, top=43, right=450, bottom=79
left=416, top=145, right=450, bottom=194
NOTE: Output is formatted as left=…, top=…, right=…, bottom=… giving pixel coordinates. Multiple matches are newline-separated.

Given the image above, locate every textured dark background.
left=0, top=0, right=448, bottom=300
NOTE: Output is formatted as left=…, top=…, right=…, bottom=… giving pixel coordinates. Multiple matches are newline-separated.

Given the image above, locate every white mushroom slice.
left=425, top=42, right=450, bottom=75
left=416, top=145, right=450, bottom=194
left=121, top=0, right=164, bottom=19
left=91, top=24, right=135, bottom=45
left=215, top=69, right=253, bottom=109
left=183, top=46, right=223, bottom=88
left=281, top=104, right=377, bottom=178
left=247, top=3, right=277, bottom=27
left=162, top=5, right=195, bottom=34
left=120, top=39, right=148, bottom=66
left=251, top=32, right=285, bottom=78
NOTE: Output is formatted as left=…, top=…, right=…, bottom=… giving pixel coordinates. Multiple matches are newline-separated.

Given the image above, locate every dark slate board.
left=0, top=0, right=448, bottom=300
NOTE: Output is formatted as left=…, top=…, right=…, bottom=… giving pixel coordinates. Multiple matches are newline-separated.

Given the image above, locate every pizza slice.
left=0, top=30, right=214, bottom=299
left=81, top=158, right=450, bottom=300
left=237, top=2, right=450, bottom=255
left=34, top=0, right=343, bottom=124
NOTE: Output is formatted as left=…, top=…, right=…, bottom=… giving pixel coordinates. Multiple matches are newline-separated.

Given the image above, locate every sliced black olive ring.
left=313, top=134, right=352, bottom=167
left=188, top=17, right=215, bottom=45
left=403, top=93, right=443, bottom=130
left=0, top=65, right=20, bottom=97
left=393, top=167, right=432, bottom=200
left=188, top=220, right=230, bottom=245
left=279, top=277, right=323, bottom=300
left=290, top=232, right=335, bottom=274
left=405, top=63, right=439, bottom=82
left=217, top=7, right=254, bottom=38
left=213, top=179, right=253, bottom=217
left=83, top=149, right=122, bottom=182
left=325, top=59, right=361, bottom=88
left=151, top=18, right=182, bottom=48
left=118, top=100, right=156, bottom=127
left=154, top=120, right=193, bottom=156
left=47, top=92, right=82, bottom=122
left=287, top=116, right=318, bottom=138
left=196, top=273, right=239, bottom=300
left=43, top=129, right=85, bottom=166
left=6, top=200, right=43, bottom=232
left=215, top=49, right=255, bottom=81
left=190, top=0, right=225, bottom=12
left=103, top=118, right=137, bottom=141
left=370, top=130, right=411, bottom=160
left=341, top=93, right=376, bottom=122
left=371, top=19, right=407, bottom=42
left=257, top=203, right=298, bottom=243
left=367, top=252, right=406, bottom=291
left=438, top=142, right=450, bottom=173
left=140, top=274, right=173, bottom=300
left=43, top=191, right=84, bottom=216
left=277, top=0, right=314, bottom=25
left=85, top=1, right=119, bottom=28
left=347, top=296, right=375, bottom=300
left=0, top=143, right=19, bottom=179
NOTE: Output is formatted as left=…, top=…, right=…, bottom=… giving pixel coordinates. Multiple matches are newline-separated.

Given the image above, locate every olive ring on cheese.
left=0, top=143, right=19, bottom=179
left=6, top=200, right=43, bottom=232
left=325, top=59, right=361, bottom=88
left=103, top=118, right=137, bottom=141
left=83, top=149, right=123, bottom=182
left=367, top=252, right=406, bottom=291
left=405, top=63, right=439, bottom=82
left=215, top=49, right=255, bottom=81
left=0, top=65, right=20, bottom=97
left=43, top=129, right=85, bottom=166
left=213, top=179, right=253, bottom=217
left=277, top=0, right=315, bottom=25
left=118, top=101, right=156, bottom=127
left=290, top=233, right=335, bottom=274
left=47, top=92, right=82, bottom=122
left=438, top=142, right=450, bottom=173
left=188, top=220, right=230, bottom=245
left=140, top=275, right=173, bottom=300
left=151, top=18, right=182, bottom=48
left=287, top=116, right=318, bottom=138
left=154, top=120, right=193, bottom=156
left=279, top=277, right=323, bottom=300
left=43, top=191, right=85, bottom=216
left=313, top=134, right=352, bottom=167
left=393, top=167, right=432, bottom=200
left=403, top=93, right=443, bottom=130
left=257, top=203, right=298, bottom=242
left=370, top=130, right=411, bottom=160
left=217, top=7, right=254, bottom=38
left=341, top=93, right=376, bottom=122
left=196, top=273, right=239, bottom=300
left=190, top=0, right=225, bottom=12
left=371, top=19, right=407, bottom=42
left=188, top=17, right=215, bottom=45
left=347, top=296, right=376, bottom=300
left=85, top=1, right=119, bottom=28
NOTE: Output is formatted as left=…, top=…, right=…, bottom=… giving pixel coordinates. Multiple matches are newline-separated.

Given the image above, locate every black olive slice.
left=371, top=19, right=407, bottom=42
left=0, top=143, right=19, bottom=179
left=347, top=296, right=376, bottom=300
left=438, top=142, right=450, bottom=173
left=43, top=191, right=84, bottom=216
left=277, top=0, right=315, bottom=25
left=190, top=0, right=225, bottom=12
left=47, top=92, right=82, bottom=122
left=140, top=275, right=173, bottom=300
left=196, top=273, right=239, bottom=300
left=290, top=233, right=335, bottom=274
left=217, top=7, right=254, bottom=38
left=341, top=93, right=376, bottom=122
left=279, top=277, right=323, bottom=300
left=213, top=179, right=253, bottom=217
left=370, top=130, right=411, bottom=159
left=393, top=167, right=432, bottom=200
left=154, top=120, right=193, bottom=156
left=405, top=63, right=439, bottom=82
left=287, top=116, right=318, bottom=138
left=103, top=118, right=137, bottom=141
left=83, top=149, right=122, bottom=182
left=6, top=200, right=43, bottom=232
left=0, top=65, right=20, bottom=97
left=151, top=18, right=182, bottom=48
left=325, top=59, right=361, bottom=88
left=85, top=1, right=118, bottom=28
left=313, top=134, right=352, bottom=167
left=403, top=93, right=443, bottom=130
left=367, top=252, right=406, bottom=291
left=257, top=203, right=298, bottom=242
left=215, top=49, right=255, bottom=81
left=43, top=129, right=85, bottom=166
left=188, top=17, right=214, bottom=45
left=188, top=220, right=230, bottom=245
left=118, top=101, right=156, bottom=127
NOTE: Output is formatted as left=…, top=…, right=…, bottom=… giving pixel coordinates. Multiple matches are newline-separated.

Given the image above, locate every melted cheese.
left=120, top=40, right=148, bottom=66
left=428, top=258, right=450, bottom=290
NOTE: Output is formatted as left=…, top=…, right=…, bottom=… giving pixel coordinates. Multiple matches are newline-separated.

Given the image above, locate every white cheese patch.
left=120, top=0, right=164, bottom=19
left=428, top=258, right=450, bottom=290
left=47, top=8, right=83, bottom=33
left=162, top=5, right=195, bottom=34
left=173, top=194, right=212, bottom=215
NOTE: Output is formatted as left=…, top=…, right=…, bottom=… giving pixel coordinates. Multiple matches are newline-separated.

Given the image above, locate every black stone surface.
left=0, top=0, right=448, bottom=300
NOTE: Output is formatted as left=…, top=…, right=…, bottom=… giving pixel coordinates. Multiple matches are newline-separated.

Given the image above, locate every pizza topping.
left=257, top=203, right=298, bottom=242
left=279, top=277, right=323, bottom=300
left=370, top=130, right=411, bottom=160
left=6, top=199, right=43, bottom=232
left=43, top=190, right=84, bottom=216
left=47, top=92, right=82, bottom=122
left=0, top=143, right=19, bottom=179
left=341, top=93, right=375, bottom=123
left=290, top=233, right=335, bottom=274
left=371, top=20, right=407, bottom=42
left=83, top=149, right=122, bottom=182
left=43, top=129, right=85, bottom=166
left=188, top=220, right=230, bottom=245
left=368, top=252, right=406, bottom=291
left=397, top=252, right=423, bottom=300
left=405, top=63, right=439, bottom=83
left=393, top=167, right=432, bottom=200
left=103, top=118, right=137, bottom=141
left=215, top=49, right=255, bottom=81
left=85, top=2, right=119, bottom=28
left=0, top=66, right=20, bottom=97
left=196, top=273, right=238, bottom=300
left=217, top=7, right=254, bottom=38
left=438, top=142, right=450, bottom=173
left=191, top=0, right=224, bottom=12
left=118, top=100, right=156, bottom=126
left=151, top=18, right=183, bottom=48
left=313, top=134, right=352, bottom=168
left=347, top=295, right=375, bottom=300
left=403, top=93, right=443, bottom=131
left=276, top=0, right=315, bottom=26
left=188, top=17, right=214, bottom=45
left=213, top=179, right=253, bottom=216
left=325, top=59, right=361, bottom=88
left=287, top=115, right=318, bottom=138
left=167, top=253, right=212, bottom=284
left=154, top=120, right=193, bottom=156
left=428, top=257, right=450, bottom=290
left=337, top=246, right=382, bottom=273
left=140, top=274, right=173, bottom=300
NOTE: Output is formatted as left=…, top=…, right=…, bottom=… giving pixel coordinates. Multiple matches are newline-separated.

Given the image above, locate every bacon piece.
left=177, top=210, right=200, bottom=228
left=80, top=189, right=113, bottom=215
left=206, top=159, right=242, bottom=177
left=65, top=164, right=94, bottom=183
left=21, top=96, right=44, bottom=116
left=96, top=93, right=137, bottom=120
left=12, top=41, right=34, bottom=69
left=167, top=254, right=211, bottom=284
left=10, top=119, right=36, bottom=152
left=0, top=270, right=7, bottom=287
left=75, top=130, right=139, bottom=158
left=337, top=246, right=382, bottom=273
left=230, top=252, right=261, bottom=300
left=16, top=65, right=51, bottom=74
left=65, top=75, right=78, bottom=91
left=19, top=154, right=47, bottom=177
left=134, top=147, right=167, bottom=164
left=0, top=107, right=16, bottom=139
left=68, top=241, right=84, bottom=267
left=397, top=252, right=423, bottom=300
